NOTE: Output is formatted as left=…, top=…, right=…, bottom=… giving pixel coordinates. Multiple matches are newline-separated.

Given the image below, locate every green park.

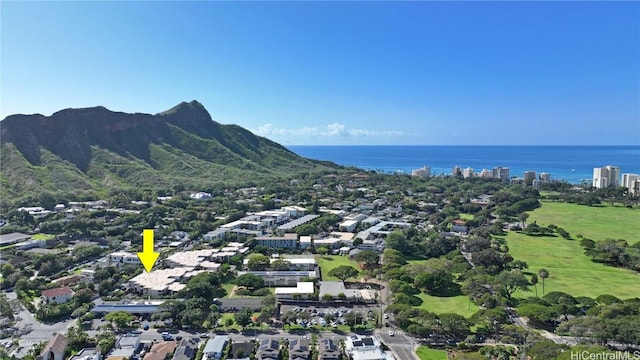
left=506, top=201, right=640, bottom=299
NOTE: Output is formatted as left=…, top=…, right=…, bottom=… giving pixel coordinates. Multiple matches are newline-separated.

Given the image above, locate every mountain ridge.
left=0, top=101, right=341, bottom=206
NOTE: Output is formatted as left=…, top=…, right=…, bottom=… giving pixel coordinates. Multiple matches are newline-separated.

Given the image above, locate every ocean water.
left=287, top=145, right=640, bottom=184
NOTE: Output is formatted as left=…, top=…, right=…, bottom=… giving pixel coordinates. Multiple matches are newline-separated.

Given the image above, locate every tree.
left=235, top=273, right=265, bottom=289
left=328, top=265, right=360, bottom=281
left=414, top=270, right=455, bottom=296
left=496, top=270, right=530, bottom=300
left=271, top=259, right=291, bottom=271
left=246, top=253, right=270, bottom=271
left=353, top=250, right=379, bottom=270
left=234, top=307, right=253, bottom=329
left=104, top=311, right=134, bottom=330
left=224, top=317, right=234, bottom=328
left=538, top=269, right=549, bottom=296
left=518, top=212, right=529, bottom=227
left=316, top=247, right=329, bottom=256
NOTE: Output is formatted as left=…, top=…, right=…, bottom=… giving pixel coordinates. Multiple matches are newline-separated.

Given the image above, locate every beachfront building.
left=540, top=172, right=551, bottom=182
left=622, top=173, right=640, bottom=195
left=593, top=165, right=620, bottom=189
left=411, top=166, right=430, bottom=177
left=524, top=171, right=536, bottom=186
left=452, top=166, right=462, bottom=177
left=462, top=167, right=474, bottom=179
left=493, top=167, right=510, bottom=183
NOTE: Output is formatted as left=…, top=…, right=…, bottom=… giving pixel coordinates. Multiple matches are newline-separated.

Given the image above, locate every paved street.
left=377, top=328, right=419, bottom=360
left=6, top=291, right=75, bottom=358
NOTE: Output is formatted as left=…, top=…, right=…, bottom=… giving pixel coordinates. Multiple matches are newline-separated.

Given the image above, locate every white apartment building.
left=462, top=167, right=474, bottom=178
left=492, top=167, right=510, bottom=183
left=411, top=166, right=431, bottom=177
left=622, top=173, right=640, bottom=195
left=593, top=165, right=620, bottom=189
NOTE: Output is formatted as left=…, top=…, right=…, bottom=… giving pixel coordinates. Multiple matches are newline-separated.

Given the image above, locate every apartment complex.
left=593, top=165, right=620, bottom=189
left=622, top=173, right=640, bottom=195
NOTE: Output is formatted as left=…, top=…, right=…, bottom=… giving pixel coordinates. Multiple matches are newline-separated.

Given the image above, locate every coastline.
left=288, top=145, right=640, bottom=185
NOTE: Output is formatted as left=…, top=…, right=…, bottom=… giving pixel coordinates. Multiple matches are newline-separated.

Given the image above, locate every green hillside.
left=0, top=100, right=342, bottom=208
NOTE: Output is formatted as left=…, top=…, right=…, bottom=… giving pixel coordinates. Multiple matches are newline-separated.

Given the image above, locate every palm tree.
left=538, top=269, right=549, bottom=296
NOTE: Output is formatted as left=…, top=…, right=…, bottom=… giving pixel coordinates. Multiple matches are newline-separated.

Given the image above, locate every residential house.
left=108, top=333, right=140, bottom=360
left=289, top=339, right=310, bottom=360
left=36, top=333, right=68, bottom=360
left=319, top=339, right=341, bottom=360
left=258, top=339, right=280, bottom=360
left=41, top=287, right=74, bottom=305
left=144, top=341, right=177, bottom=360
left=172, top=338, right=199, bottom=360
left=203, top=335, right=229, bottom=360
left=69, top=348, right=102, bottom=360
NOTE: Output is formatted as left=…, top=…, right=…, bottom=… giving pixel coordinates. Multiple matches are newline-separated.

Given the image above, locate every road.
left=6, top=291, right=75, bottom=358
left=377, top=328, right=419, bottom=360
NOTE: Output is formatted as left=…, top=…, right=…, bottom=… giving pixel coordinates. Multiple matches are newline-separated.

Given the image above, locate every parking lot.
left=279, top=304, right=381, bottom=329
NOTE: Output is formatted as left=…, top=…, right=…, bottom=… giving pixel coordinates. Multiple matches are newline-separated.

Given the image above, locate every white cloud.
left=251, top=122, right=411, bottom=138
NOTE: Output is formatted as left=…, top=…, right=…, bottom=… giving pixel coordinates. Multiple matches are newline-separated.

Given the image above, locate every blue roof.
left=92, top=304, right=158, bottom=314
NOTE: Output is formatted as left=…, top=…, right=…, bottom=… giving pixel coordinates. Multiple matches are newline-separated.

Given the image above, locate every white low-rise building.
left=109, top=251, right=140, bottom=266
left=344, top=335, right=394, bottom=360
left=41, top=287, right=74, bottom=305
left=274, top=282, right=315, bottom=300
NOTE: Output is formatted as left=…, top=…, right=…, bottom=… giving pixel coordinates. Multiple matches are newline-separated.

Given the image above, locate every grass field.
left=416, top=292, right=479, bottom=318
left=316, top=255, right=361, bottom=281
left=526, top=201, right=640, bottom=242
left=458, top=213, right=475, bottom=220
left=506, top=202, right=640, bottom=300
left=416, top=346, right=448, bottom=360
left=32, top=233, right=55, bottom=240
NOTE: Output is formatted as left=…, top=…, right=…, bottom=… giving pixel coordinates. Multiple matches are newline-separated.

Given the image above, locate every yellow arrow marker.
left=137, top=229, right=159, bottom=273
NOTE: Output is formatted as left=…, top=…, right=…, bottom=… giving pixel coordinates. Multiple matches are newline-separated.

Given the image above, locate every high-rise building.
left=480, top=169, right=492, bottom=178
left=524, top=171, right=536, bottom=186
left=539, top=172, right=551, bottom=182
left=462, top=167, right=474, bottom=179
left=493, top=167, right=510, bottom=183
left=412, top=166, right=430, bottom=178
left=452, top=166, right=462, bottom=177
left=622, top=173, right=640, bottom=196
left=593, top=166, right=620, bottom=189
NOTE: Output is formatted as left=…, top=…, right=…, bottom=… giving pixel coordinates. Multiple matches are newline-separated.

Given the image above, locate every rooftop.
left=274, top=282, right=315, bottom=295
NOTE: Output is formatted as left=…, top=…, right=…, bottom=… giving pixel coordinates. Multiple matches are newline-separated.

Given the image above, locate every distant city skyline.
left=2, top=1, right=639, bottom=145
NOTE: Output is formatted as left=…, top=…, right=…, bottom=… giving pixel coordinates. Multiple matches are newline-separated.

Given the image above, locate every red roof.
left=41, top=287, right=74, bottom=298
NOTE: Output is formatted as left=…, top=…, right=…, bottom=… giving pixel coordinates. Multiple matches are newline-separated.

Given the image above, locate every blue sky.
left=2, top=1, right=639, bottom=145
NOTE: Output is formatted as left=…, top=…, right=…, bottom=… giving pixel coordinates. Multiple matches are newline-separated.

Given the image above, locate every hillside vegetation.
left=0, top=100, right=342, bottom=209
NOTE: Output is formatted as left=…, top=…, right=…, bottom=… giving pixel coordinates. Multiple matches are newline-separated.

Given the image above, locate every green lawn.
left=416, top=292, right=479, bottom=318
left=316, top=255, right=361, bottom=281
left=32, top=233, right=55, bottom=240
left=506, top=202, right=640, bottom=300
left=416, top=346, right=448, bottom=360
left=526, top=201, right=640, bottom=242
left=458, top=213, right=475, bottom=221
